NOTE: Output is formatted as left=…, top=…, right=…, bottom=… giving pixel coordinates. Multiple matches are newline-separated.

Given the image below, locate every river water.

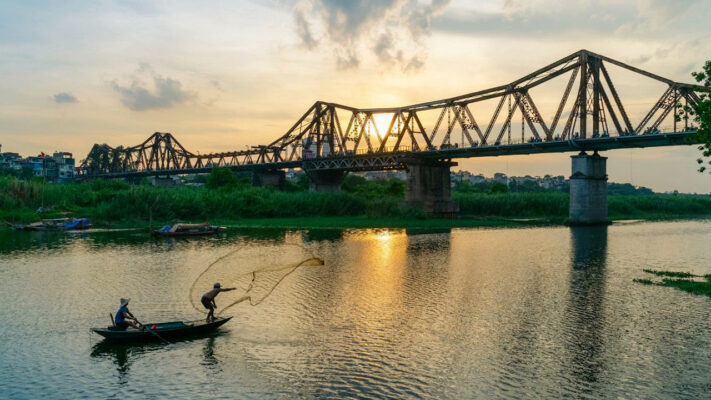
left=1, top=220, right=710, bottom=399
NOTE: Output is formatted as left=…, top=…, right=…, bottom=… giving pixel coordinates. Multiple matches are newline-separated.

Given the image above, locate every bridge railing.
left=353, top=146, right=412, bottom=155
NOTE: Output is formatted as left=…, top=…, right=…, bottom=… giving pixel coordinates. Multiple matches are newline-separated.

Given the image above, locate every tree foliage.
left=685, top=61, right=711, bottom=173
left=341, top=174, right=405, bottom=198
left=2, top=175, right=711, bottom=225
left=205, top=166, right=238, bottom=189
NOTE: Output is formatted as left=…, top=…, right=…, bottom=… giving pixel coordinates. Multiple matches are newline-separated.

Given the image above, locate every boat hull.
left=92, top=316, right=232, bottom=342
left=152, top=227, right=225, bottom=237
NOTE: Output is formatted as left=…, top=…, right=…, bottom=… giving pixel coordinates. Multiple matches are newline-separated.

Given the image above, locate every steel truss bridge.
left=78, top=50, right=707, bottom=178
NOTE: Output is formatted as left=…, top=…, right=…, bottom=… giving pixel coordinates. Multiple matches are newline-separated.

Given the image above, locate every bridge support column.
left=569, top=151, right=609, bottom=225
left=151, top=176, right=178, bottom=187
left=307, top=170, right=345, bottom=193
left=403, top=160, right=459, bottom=216
left=252, top=169, right=285, bottom=190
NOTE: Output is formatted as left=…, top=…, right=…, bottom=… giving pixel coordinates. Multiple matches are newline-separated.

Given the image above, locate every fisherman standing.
left=201, top=283, right=236, bottom=322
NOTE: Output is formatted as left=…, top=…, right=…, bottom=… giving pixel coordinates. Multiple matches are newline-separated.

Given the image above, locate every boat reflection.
left=90, top=332, right=227, bottom=383
left=302, top=228, right=344, bottom=242
left=90, top=341, right=163, bottom=385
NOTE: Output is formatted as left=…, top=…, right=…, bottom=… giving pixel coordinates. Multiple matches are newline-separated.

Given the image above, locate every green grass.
left=2, top=175, right=711, bottom=229
left=455, top=192, right=711, bottom=221
left=635, top=269, right=711, bottom=297
left=219, top=216, right=550, bottom=229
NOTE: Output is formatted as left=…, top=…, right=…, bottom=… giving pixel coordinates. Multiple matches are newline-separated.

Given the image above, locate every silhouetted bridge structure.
left=78, top=50, right=708, bottom=223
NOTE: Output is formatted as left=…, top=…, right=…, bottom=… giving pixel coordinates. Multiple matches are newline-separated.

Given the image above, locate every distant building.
left=469, top=174, right=487, bottom=184
left=509, top=175, right=537, bottom=184
left=493, top=173, right=508, bottom=184
left=44, top=156, right=58, bottom=181
left=21, top=156, right=45, bottom=178
left=53, top=152, right=75, bottom=182
left=1, top=150, right=23, bottom=172
left=285, top=168, right=302, bottom=180
left=0, top=147, right=76, bottom=182
left=541, top=175, right=566, bottom=190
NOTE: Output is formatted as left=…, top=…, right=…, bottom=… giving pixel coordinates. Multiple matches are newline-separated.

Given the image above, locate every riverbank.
left=2, top=176, right=710, bottom=229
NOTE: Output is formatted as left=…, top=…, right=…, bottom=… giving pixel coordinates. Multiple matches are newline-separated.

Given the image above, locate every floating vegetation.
left=659, top=276, right=711, bottom=297
left=635, top=269, right=711, bottom=297
left=642, top=269, right=697, bottom=278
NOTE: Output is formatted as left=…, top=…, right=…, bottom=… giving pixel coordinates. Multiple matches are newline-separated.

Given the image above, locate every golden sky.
left=0, top=0, right=710, bottom=192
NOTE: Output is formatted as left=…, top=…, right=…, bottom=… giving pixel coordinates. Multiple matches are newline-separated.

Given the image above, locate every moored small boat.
left=91, top=316, right=232, bottom=342
left=15, top=218, right=91, bottom=231
left=152, top=222, right=225, bottom=237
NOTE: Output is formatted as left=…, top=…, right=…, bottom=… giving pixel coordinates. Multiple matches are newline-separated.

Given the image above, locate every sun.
left=371, top=113, right=395, bottom=139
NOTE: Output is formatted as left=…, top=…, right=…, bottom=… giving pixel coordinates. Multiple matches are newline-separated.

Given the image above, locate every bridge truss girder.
left=78, top=50, right=708, bottom=177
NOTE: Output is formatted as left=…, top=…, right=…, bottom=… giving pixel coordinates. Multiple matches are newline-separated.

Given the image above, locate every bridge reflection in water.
left=566, top=225, right=609, bottom=395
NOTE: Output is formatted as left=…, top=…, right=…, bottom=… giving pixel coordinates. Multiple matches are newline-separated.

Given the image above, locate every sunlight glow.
left=372, top=113, right=395, bottom=139
left=375, top=229, right=393, bottom=243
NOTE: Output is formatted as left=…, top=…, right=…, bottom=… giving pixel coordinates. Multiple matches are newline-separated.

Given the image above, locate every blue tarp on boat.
left=63, top=218, right=90, bottom=229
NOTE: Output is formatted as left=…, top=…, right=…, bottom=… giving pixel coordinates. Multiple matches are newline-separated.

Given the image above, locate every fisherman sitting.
left=115, top=298, right=140, bottom=330
left=201, top=283, right=236, bottom=322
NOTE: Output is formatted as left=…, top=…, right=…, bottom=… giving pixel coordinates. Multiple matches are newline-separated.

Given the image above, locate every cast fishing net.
left=189, top=242, right=324, bottom=316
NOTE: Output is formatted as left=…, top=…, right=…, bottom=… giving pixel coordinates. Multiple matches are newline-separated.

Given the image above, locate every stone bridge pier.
left=307, top=170, right=346, bottom=193
left=252, top=169, right=286, bottom=189
left=403, top=160, right=459, bottom=216
left=569, top=151, right=609, bottom=225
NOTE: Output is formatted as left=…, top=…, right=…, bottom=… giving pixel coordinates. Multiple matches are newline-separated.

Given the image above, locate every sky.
left=0, top=0, right=710, bottom=192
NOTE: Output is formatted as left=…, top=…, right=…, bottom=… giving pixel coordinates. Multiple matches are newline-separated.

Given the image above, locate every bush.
left=454, top=192, right=568, bottom=217
left=206, top=167, right=238, bottom=189
left=2, top=174, right=710, bottom=226
left=489, top=182, right=509, bottom=194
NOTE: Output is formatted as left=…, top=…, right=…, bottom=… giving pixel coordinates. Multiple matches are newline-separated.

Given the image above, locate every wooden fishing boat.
left=15, top=218, right=91, bottom=231
left=15, top=218, right=69, bottom=231
left=91, top=316, right=232, bottom=342
left=152, top=222, right=225, bottom=237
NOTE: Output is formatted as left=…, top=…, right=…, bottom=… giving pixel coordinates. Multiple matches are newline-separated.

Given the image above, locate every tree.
left=489, top=182, right=509, bottom=194
left=684, top=61, right=711, bottom=173
left=206, top=166, right=238, bottom=189
left=285, top=172, right=308, bottom=192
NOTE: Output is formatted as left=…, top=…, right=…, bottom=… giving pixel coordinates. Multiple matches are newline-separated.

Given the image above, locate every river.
left=1, top=220, right=710, bottom=399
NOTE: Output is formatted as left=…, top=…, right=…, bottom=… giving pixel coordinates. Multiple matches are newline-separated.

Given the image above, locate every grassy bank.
left=1, top=175, right=710, bottom=229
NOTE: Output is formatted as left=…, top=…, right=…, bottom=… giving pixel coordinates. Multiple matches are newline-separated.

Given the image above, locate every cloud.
left=294, top=9, right=318, bottom=50
left=336, top=51, right=360, bottom=70
left=112, top=64, right=195, bottom=111
left=619, top=0, right=701, bottom=33
left=627, top=38, right=702, bottom=65
left=434, top=0, right=704, bottom=40
left=373, top=31, right=399, bottom=63
left=53, top=92, right=78, bottom=103
left=292, top=0, right=451, bottom=72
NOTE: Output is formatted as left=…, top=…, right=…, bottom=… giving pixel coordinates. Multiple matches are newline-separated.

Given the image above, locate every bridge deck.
left=88, top=132, right=695, bottom=178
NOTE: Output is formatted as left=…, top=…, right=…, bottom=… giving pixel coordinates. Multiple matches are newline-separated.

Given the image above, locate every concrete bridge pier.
left=252, top=169, right=286, bottom=189
left=569, top=151, right=609, bottom=225
left=307, top=170, right=346, bottom=193
left=403, top=160, right=459, bottom=216
left=151, top=176, right=178, bottom=186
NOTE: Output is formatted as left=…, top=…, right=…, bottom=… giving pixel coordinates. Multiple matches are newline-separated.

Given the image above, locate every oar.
left=137, top=320, right=170, bottom=344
